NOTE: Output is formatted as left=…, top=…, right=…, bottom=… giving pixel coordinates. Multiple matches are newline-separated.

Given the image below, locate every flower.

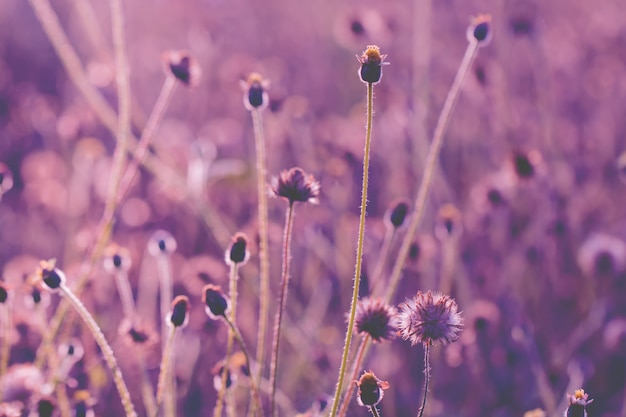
left=356, top=45, right=388, bottom=84
left=397, top=291, right=463, bottom=346
left=226, top=233, right=250, bottom=266
left=354, top=298, right=398, bottom=343
left=467, top=14, right=493, bottom=46
left=0, top=282, right=8, bottom=304
left=384, top=198, right=410, bottom=230
left=168, top=295, right=190, bottom=328
left=103, top=244, right=132, bottom=273
left=202, top=284, right=230, bottom=319
left=162, top=50, right=201, bottom=87
left=240, top=73, right=269, bottom=111
left=434, top=204, right=463, bottom=241
left=565, top=389, right=593, bottom=417
left=147, top=230, right=177, bottom=257
left=271, top=167, right=320, bottom=205
left=34, top=260, right=66, bottom=292
left=354, top=371, right=389, bottom=407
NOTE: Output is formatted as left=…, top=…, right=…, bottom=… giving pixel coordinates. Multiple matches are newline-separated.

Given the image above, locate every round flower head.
left=240, top=72, right=269, bottom=111
left=162, top=50, right=201, bottom=87
left=147, top=230, right=177, bottom=256
left=168, top=295, right=190, bottom=328
left=271, top=167, right=320, bottom=205
left=202, top=284, right=230, bottom=319
left=356, top=45, right=388, bottom=84
left=226, top=233, right=250, bottom=266
left=565, top=390, right=593, bottom=417
left=384, top=198, right=410, bottom=230
left=58, top=338, right=84, bottom=364
left=103, top=244, right=132, bottom=273
left=354, top=298, right=398, bottom=343
left=35, top=259, right=66, bottom=292
left=354, top=370, right=389, bottom=407
left=467, top=14, right=493, bottom=46
left=397, top=291, right=463, bottom=346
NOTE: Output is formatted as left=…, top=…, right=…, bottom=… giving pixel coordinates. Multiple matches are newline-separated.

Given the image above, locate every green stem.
left=417, top=343, right=431, bottom=417
left=337, top=335, right=370, bottom=417
left=384, top=40, right=479, bottom=304
left=251, top=107, right=270, bottom=404
left=269, top=203, right=295, bottom=417
left=328, top=81, right=375, bottom=417
left=59, top=284, right=137, bottom=417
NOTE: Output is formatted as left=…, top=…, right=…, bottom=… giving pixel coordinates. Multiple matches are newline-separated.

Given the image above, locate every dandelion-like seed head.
left=467, top=14, right=493, bottom=46
left=162, top=50, right=201, bottom=87
left=397, top=291, right=463, bottom=346
left=34, top=260, right=66, bottom=292
left=271, top=167, right=320, bottom=205
left=226, top=232, right=250, bottom=266
left=354, top=298, right=398, bottom=343
left=202, top=284, right=230, bottom=319
left=356, top=45, right=388, bottom=84
left=354, top=370, right=389, bottom=407
left=565, top=389, right=593, bottom=417
left=241, top=72, right=269, bottom=111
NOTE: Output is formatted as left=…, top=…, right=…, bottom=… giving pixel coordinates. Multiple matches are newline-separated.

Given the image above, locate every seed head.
left=434, top=204, right=463, bottom=240
left=356, top=45, right=388, bottom=84
left=103, top=244, right=132, bottom=273
left=384, top=198, right=410, bottom=230
left=354, top=298, right=398, bottom=343
left=565, top=389, right=593, bottom=417
left=168, top=295, right=190, bottom=328
left=271, top=167, right=320, bottom=205
left=147, top=230, right=177, bottom=256
left=397, top=291, right=463, bottom=346
left=467, top=14, right=493, bottom=46
left=240, top=72, right=269, bottom=111
left=35, top=260, right=66, bottom=292
left=226, top=233, right=250, bottom=266
left=202, top=284, right=230, bottom=319
left=162, top=50, right=201, bottom=87
left=354, top=370, right=389, bottom=407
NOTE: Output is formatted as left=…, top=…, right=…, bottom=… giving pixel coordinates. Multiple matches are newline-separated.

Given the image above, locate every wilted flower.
left=354, top=370, right=389, bottom=407
left=354, top=298, right=398, bottom=343
left=271, top=167, right=320, bottom=205
left=226, top=233, right=250, bottom=266
left=397, top=291, right=463, bottom=346
left=565, top=389, right=593, bottom=417
left=356, top=45, right=388, bottom=84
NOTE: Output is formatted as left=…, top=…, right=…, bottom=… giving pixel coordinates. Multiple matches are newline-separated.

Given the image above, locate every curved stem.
left=269, top=203, right=295, bottom=416
left=417, top=343, right=431, bottom=417
left=251, top=107, right=271, bottom=398
left=155, top=326, right=177, bottom=415
left=59, top=284, right=137, bottom=417
left=337, top=335, right=371, bottom=417
left=384, top=40, right=479, bottom=304
left=329, top=81, right=375, bottom=417
left=113, top=269, right=136, bottom=322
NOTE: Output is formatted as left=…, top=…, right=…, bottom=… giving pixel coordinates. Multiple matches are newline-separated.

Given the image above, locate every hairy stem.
left=417, top=343, right=431, bottom=417
left=155, top=325, right=177, bottom=415
left=337, top=335, right=371, bottom=417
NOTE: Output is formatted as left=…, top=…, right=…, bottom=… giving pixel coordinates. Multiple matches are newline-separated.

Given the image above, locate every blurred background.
left=0, top=0, right=626, bottom=416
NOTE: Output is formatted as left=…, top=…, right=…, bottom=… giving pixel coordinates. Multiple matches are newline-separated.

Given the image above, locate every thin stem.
left=223, top=316, right=264, bottom=417
left=329, top=81, right=375, bottom=417
left=59, top=284, right=137, bottom=417
left=155, top=325, right=177, bottom=415
left=337, top=335, right=371, bottom=417
left=384, top=40, right=479, bottom=304
left=417, top=343, right=431, bottom=417
left=251, top=107, right=270, bottom=397
left=0, top=303, right=10, bottom=401
left=370, top=228, right=395, bottom=294
left=113, top=269, right=136, bottom=322
left=369, top=405, right=381, bottom=417
left=214, top=263, right=240, bottom=417
left=269, top=203, right=296, bottom=417
left=155, top=253, right=175, bottom=417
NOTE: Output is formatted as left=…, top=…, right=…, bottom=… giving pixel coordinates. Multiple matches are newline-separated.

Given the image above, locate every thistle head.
left=147, top=230, right=177, bottom=257
left=354, top=370, right=389, bottom=407
left=168, top=295, right=190, bottom=328
left=384, top=198, right=410, bottom=230
left=271, top=167, right=320, bottom=205
left=565, top=389, right=593, bottom=417
left=202, top=284, right=230, bottom=319
left=34, top=259, right=66, bottom=292
left=354, top=298, right=398, bottom=343
left=240, top=72, right=269, bottom=111
left=226, top=232, right=250, bottom=266
left=356, top=45, right=388, bottom=84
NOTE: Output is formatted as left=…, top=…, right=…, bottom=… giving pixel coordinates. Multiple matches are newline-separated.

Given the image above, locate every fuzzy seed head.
left=354, top=298, right=398, bottom=343
left=271, top=167, right=320, bottom=205
left=202, top=284, right=230, bottom=319
left=356, top=45, right=388, bottom=84
left=354, top=371, right=389, bottom=407
left=467, top=14, right=493, bottom=46
left=226, top=233, right=250, bottom=266
left=397, top=291, right=463, bottom=346
left=168, top=295, right=190, bottom=328
left=241, top=72, right=269, bottom=111
left=162, top=50, right=201, bottom=87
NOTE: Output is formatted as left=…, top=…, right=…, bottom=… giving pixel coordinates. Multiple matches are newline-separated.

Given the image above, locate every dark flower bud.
left=73, top=390, right=95, bottom=417
left=103, top=244, right=132, bottom=273
left=354, top=298, right=398, bottom=343
left=36, top=260, right=66, bottom=292
left=147, top=230, right=177, bottom=256
left=356, top=45, right=388, bottom=84
left=565, top=389, right=593, bottom=417
left=37, top=397, right=56, bottom=417
left=240, top=73, right=269, bottom=111
left=467, top=14, right=493, bottom=46
left=384, top=198, right=410, bottom=229
left=162, top=50, right=201, bottom=87
left=168, top=295, right=190, bottom=328
left=355, top=371, right=389, bottom=407
left=202, top=284, right=230, bottom=319
left=226, top=233, right=250, bottom=266
left=270, top=167, right=320, bottom=205
left=434, top=204, right=463, bottom=240
left=0, top=282, right=8, bottom=304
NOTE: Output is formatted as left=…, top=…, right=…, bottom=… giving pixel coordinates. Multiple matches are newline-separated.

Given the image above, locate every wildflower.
left=36, top=397, right=56, bottom=417
left=162, top=50, right=201, bottom=87
left=397, top=291, right=463, bottom=346
left=354, top=298, right=398, bottom=343
left=384, top=198, right=410, bottom=230
left=202, top=284, right=230, bottom=319
left=226, top=233, right=250, bottom=266
left=509, top=149, right=542, bottom=181
left=118, top=318, right=158, bottom=351
left=271, top=167, right=320, bottom=205
left=168, top=295, right=190, bottom=328
left=240, top=72, right=269, bottom=111
left=356, top=45, right=388, bottom=84
left=354, top=370, right=389, bottom=407
left=565, top=389, right=593, bottom=417
left=147, top=230, right=177, bottom=256
left=467, top=14, right=493, bottom=46
left=103, top=244, right=132, bottom=273
left=434, top=204, right=463, bottom=240
left=212, top=363, right=236, bottom=391
left=34, top=260, right=66, bottom=292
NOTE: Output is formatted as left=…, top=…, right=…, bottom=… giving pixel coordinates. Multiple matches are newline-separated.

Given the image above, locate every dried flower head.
left=226, top=233, right=250, bottom=266
left=168, top=295, right=190, bottom=328
left=354, top=370, right=389, bottom=407
left=434, top=204, right=463, bottom=240
left=384, top=198, right=410, bottom=230
left=467, top=14, right=493, bottom=46
left=147, top=230, right=177, bottom=256
left=565, top=389, right=593, bottom=417
left=202, top=284, right=230, bottom=319
left=25, top=283, right=50, bottom=310
left=103, top=244, right=132, bottom=273
left=397, top=291, right=463, bottom=346
left=354, top=298, right=398, bottom=343
left=356, top=45, right=388, bottom=84
left=240, top=72, right=269, bottom=111
left=34, top=260, right=66, bottom=292
left=271, top=167, right=320, bottom=205
left=578, top=233, right=626, bottom=277
left=162, top=50, right=201, bottom=87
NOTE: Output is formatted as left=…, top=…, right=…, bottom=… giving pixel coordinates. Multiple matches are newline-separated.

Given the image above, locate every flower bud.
left=356, top=45, right=388, bottom=84
left=355, top=371, right=389, bottom=407
left=467, top=14, right=493, bottom=46
left=168, top=295, right=190, bottom=328
left=226, top=233, right=250, bottom=266
left=202, top=284, right=230, bottom=319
